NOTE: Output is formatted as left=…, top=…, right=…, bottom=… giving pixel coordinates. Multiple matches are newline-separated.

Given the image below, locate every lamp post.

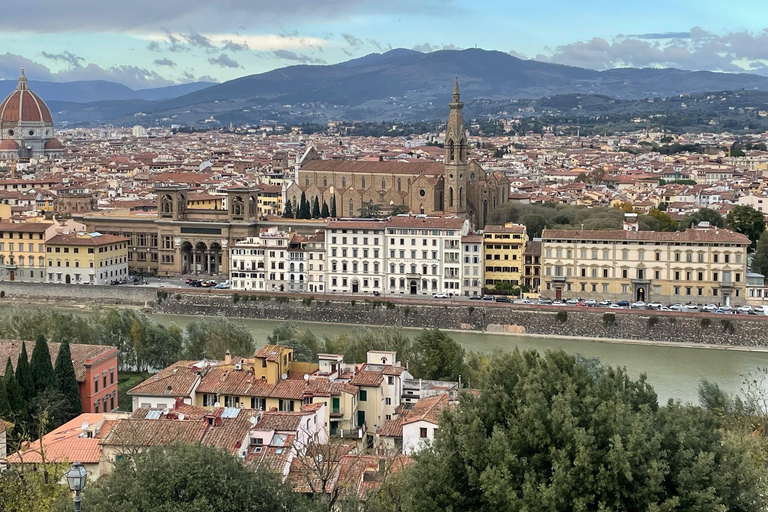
left=66, top=461, right=88, bottom=512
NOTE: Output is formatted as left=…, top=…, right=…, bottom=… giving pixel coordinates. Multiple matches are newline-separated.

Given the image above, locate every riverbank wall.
left=0, top=282, right=766, bottom=347
left=156, top=291, right=768, bottom=348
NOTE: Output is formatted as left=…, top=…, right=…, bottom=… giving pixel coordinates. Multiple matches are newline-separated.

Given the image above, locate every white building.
left=385, top=216, right=469, bottom=296
left=305, top=231, right=326, bottom=293
left=402, top=394, right=451, bottom=455
left=326, top=219, right=386, bottom=294
left=229, top=226, right=291, bottom=292
left=461, top=234, right=484, bottom=297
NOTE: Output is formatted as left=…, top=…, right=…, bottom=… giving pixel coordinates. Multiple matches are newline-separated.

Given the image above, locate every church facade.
left=286, top=80, right=508, bottom=228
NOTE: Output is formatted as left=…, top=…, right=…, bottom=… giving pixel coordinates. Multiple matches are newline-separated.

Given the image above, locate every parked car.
left=755, top=305, right=766, bottom=314
left=518, top=298, right=533, bottom=304
left=584, top=299, right=597, bottom=307
left=482, top=295, right=495, bottom=301
left=433, top=293, right=449, bottom=299
left=598, top=299, right=612, bottom=307
left=668, top=303, right=684, bottom=311
left=469, top=294, right=482, bottom=300
left=565, top=298, right=579, bottom=305
left=538, top=298, right=553, bottom=305
left=189, top=280, right=203, bottom=287
left=214, top=281, right=231, bottom=289
left=647, top=302, right=662, bottom=309
left=738, top=305, right=753, bottom=313
left=495, top=295, right=511, bottom=303
left=631, top=301, right=646, bottom=309
left=552, top=300, right=566, bottom=306
left=701, top=304, right=717, bottom=311
left=616, top=300, right=630, bottom=307
left=609, top=304, right=625, bottom=309
left=720, top=305, right=733, bottom=313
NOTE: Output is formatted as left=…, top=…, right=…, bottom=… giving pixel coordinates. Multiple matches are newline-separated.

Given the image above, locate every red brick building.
left=0, top=340, right=119, bottom=413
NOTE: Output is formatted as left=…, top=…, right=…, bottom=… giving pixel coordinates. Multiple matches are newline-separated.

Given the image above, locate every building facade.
left=0, top=222, right=50, bottom=282
left=45, top=232, right=129, bottom=285
left=326, top=220, right=387, bottom=295
left=461, top=234, right=484, bottom=297
left=540, top=221, right=750, bottom=305
left=483, top=223, right=528, bottom=289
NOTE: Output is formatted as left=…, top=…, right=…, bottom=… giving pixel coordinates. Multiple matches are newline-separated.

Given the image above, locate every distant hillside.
left=0, top=79, right=215, bottom=103
left=35, top=48, right=768, bottom=126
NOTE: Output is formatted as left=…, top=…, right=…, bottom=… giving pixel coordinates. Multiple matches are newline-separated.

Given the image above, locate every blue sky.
left=1, top=0, right=768, bottom=88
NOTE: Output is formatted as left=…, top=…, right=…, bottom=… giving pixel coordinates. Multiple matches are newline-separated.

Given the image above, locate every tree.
left=679, top=207, right=724, bottom=230
left=184, top=316, right=255, bottom=360
left=61, top=443, right=308, bottom=512
left=330, top=196, right=337, bottom=217
left=751, top=231, right=768, bottom=276
left=1, top=461, right=69, bottom=512
left=406, top=349, right=766, bottom=512
left=726, top=204, right=765, bottom=250
left=267, top=323, right=321, bottom=362
left=391, top=204, right=408, bottom=216
left=29, top=335, right=56, bottom=395
left=54, top=340, right=81, bottom=422
left=647, top=208, right=677, bottom=232
left=358, top=201, right=381, bottom=219
left=519, top=213, right=547, bottom=238
left=311, top=196, right=321, bottom=219
left=614, top=201, right=636, bottom=213
left=409, top=328, right=465, bottom=381
left=0, top=378, right=10, bottom=420
left=4, top=357, right=25, bottom=425
left=320, top=200, right=330, bottom=218
left=15, top=342, right=34, bottom=401
left=282, top=199, right=294, bottom=218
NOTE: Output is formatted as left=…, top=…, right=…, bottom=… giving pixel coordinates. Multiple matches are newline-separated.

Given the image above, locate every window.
left=420, top=427, right=428, bottom=438
left=359, top=390, right=367, bottom=401
left=385, top=398, right=392, bottom=405
left=388, top=376, right=394, bottom=385
left=94, top=376, right=99, bottom=392
left=103, top=372, right=107, bottom=388
left=279, top=399, right=295, bottom=411
left=224, top=396, right=241, bottom=408
left=202, top=394, right=216, bottom=406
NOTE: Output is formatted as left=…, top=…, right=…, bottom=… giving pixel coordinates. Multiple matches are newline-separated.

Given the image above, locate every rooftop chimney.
left=224, top=350, right=231, bottom=365
left=622, top=213, right=639, bottom=232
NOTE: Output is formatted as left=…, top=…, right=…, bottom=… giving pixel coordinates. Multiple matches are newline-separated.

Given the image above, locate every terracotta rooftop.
left=128, top=361, right=201, bottom=397
left=47, top=233, right=129, bottom=246
left=0, top=340, right=116, bottom=383
left=541, top=227, right=750, bottom=244
left=302, top=159, right=444, bottom=176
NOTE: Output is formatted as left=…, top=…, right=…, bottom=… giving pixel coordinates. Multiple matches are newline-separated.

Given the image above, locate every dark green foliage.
left=602, top=312, right=616, bottom=326
left=0, top=378, right=10, bottom=420
left=54, top=340, right=82, bottom=421
left=15, top=342, right=34, bottom=401
left=410, top=328, right=466, bottom=381
left=311, top=196, right=320, bottom=218
left=320, top=200, right=330, bottom=218
left=330, top=195, right=337, bottom=217
left=406, top=349, right=766, bottom=512
left=751, top=231, right=768, bottom=276
left=668, top=316, right=677, bottom=324
left=726, top=204, right=766, bottom=250
left=679, top=207, right=724, bottom=230
left=66, top=443, right=308, bottom=512
left=358, top=201, right=381, bottom=218
left=30, top=335, right=56, bottom=395
left=700, top=318, right=711, bottom=328
left=721, top=319, right=735, bottom=334
left=184, top=316, right=254, bottom=360
left=4, top=357, right=25, bottom=424
left=282, top=199, right=294, bottom=218
left=233, top=293, right=240, bottom=304
left=555, top=310, right=568, bottom=323
left=647, top=315, right=659, bottom=327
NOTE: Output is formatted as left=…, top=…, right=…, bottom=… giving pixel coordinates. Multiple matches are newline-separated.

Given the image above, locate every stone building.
left=0, top=69, right=64, bottom=160
left=286, top=80, right=509, bottom=229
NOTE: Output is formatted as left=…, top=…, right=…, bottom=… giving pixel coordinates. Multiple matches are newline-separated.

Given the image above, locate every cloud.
left=221, top=40, right=249, bottom=52
left=508, top=50, right=527, bottom=60
left=182, top=30, right=216, bottom=52
left=413, top=43, right=462, bottom=53
left=271, top=49, right=326, bottom=64
left=154, top=58, right=176, bottom=67
left=626, top=31, right=692, bottom=40
left=542, top=27, right=768, bottom=75
left=342, top=33, right=363, bottom=47
left=207, top=53, right=241, bottom=68
left=40, top=51, right=84, bottom=68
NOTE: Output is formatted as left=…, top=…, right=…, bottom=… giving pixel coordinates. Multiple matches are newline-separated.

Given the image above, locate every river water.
left=145, top=313, right=768, bottom=405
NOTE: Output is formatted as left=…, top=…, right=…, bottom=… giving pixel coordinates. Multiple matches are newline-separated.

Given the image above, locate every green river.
left=145, top=312, right=768, bottom=405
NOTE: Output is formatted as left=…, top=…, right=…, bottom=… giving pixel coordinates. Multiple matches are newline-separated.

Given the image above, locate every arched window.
left=323, top=176, right=327, bottom=187
left=382, top=178, right=386, bottom=190
left=397, top=178, right=402, bottom=192
left=349, top=198, right=354, bottom=216
left=342, top=177, right=347, bottom=188
left=361, top=177, right=366, bottom=189
left=18, top=256, right=24, bottom=266
left=305, top=177, right=310, bottom=186
left=459, top=187, right=463, bottom=207
left=38, top=256, right=44, bottom=267
left=448, top=187, right=454, bottom=208
left=449, top=140, right=455, bottom=162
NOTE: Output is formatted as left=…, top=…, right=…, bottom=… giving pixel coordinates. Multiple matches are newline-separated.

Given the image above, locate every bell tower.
left=444, top=78, right=468, bottom=215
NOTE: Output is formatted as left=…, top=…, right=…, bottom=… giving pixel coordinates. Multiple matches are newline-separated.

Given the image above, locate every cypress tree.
left=4, top=357, right=25, bottom=422
left=55, top=340, right=82, bottom=420
left=298, top=192, right=308, bottom=219
left=30, top=334, right=57, bottom=394
left=311, top=196, right=320, bottom=219
left=282, top=199, right=294, bottom=218
left=330, top=196, right=337, bottom=217
left=0, top=378, right=10, bottom=420
left=15, top=341, right=34, bottom=401
left=321, top=200, right=330, bottom=218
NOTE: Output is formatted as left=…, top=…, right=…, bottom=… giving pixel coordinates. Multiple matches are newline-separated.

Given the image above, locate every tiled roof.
left=47, top=233, right=129, bottom=246
left=201, top=414, right=255, bottom=455
left=386, top=216, right=465, bottom=229
left=195, top=366, right=273, bottom=397
left=0, top=340, right=116, bottom=383
left=254, top=411, right=306, bottom=431
left=269, top=379, right=307, bottom=400
left=0, top=222, right=52, bottom=233
left=302, top=159, right=444, bottom=176
left=128, top=361, right=200, bottom=397
left=402, top=394, right=451, bottom=426
left=100, top=418, right=209, bottom=447
left=350, top=365, right=384, bottom=387
left=484, top=224, right=526, bottom=234
left=254, top=344, right=285, bottom=361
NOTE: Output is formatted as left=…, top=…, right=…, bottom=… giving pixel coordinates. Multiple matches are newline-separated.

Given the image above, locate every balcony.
left=338, top=425, right=366, bottom=439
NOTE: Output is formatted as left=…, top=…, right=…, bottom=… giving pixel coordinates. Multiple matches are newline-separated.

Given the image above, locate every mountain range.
left=0, top=79, right=215, bottom=103
left=29, top=48, right=768, bottom=126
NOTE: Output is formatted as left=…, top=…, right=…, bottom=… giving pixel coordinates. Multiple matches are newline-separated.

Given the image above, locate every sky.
left=2, top=0, right=768, bottom=89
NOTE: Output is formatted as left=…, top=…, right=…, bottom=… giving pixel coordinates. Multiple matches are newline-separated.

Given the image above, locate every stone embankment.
left=0, top=282, right=766, bottom=347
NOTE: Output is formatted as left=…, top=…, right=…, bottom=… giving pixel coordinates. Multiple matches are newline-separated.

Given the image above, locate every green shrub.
left=385, top=301, right=395, bottom=310
left=467, top=306, right=475, bottom=316
left=233, top=293, right=240, bottom=304
left=647, top=316, right=659, bottom=327
left=350, top=300, right=356, bottom=307
left=258, top=295, right=271, bottom=301
left=1, top=290, right=6, bottom=298
left=721, top=319, right=735, bottom=334
left=700, top=318, right=711, bottom=329
left=175, top=294, right=181, bottom=301
left=302, top=297, right=314, bottom=307
left=404, top=306, right=411, bottom=317
left=275, top=296, right=289, bottom=304
left=555, top=311, right=568, bottom=324
left=668, top=316, right=677, bottom=324
left=602, top=313, right=616, bottom=326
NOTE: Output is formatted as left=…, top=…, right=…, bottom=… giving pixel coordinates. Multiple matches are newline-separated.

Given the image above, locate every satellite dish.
left=162, top=408, right=170, bottom=415
left=281, top=373, right=288, bottom=380
left=303, top=374, right=310, bottom=381
left=178, top=413, right=185, bottom=421
left=249, top=416, right=257, bottom=425
left=81, top=420, right=89, bottom=430
left=214, top=402, right=220, bottom=408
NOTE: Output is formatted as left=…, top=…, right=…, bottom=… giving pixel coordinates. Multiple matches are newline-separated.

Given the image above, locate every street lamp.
left=66, top=461, right=88, bottom=512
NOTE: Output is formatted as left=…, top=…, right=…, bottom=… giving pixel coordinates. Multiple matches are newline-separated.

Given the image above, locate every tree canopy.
left=726, top=204, right=765, bottom=250
left=54, top=340, right=81, bottom=421
left=679, top=207, right=724, bottom=230
left=751, top=230, right=768, bottom=276
left=30, top=335, right=56, bottom=395
left=184, top=315, right=255, bottom=360
left=405, top=349, right=766, bottom=512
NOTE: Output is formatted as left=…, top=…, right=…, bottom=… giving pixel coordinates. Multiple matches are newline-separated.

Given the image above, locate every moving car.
left=701, top=304, right=717, bottom=311
left=495, top=295, right=511, bottom=303
left=631, top=301, right=646, bottom=309
left=565, top=298, right=579, bottom=305
left=646, top=302, right=663, bottom=309
left=616, top=300, right=630, bottom=307
left=432, top=293, right=449, bottom=299
left=469, top=294, right=482, bottom=300
left=738, top=305, right=753, bottom=313
left=584, top=299, right=597, bottom=307
left=482, top=295, right=495, bottom=301
left=598, top=299, right=612, bottom=307
left=214, top=281, right=231, bottom=289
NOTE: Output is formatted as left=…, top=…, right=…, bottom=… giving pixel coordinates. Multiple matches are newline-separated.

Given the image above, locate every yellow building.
left=45, top=232, right=129, bottom=285
left=0, top=221, right=51, bottom=282
left=540, top=219, right=750, bottom=305
left=256, top=185, right=282, bottom=217
left=483, top=223, right=528, bottom=289
left=186, top=192, right=224, bottom=210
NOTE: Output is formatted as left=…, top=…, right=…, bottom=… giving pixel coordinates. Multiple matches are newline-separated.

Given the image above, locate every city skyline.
left=1, top=0, right=767, bottom=89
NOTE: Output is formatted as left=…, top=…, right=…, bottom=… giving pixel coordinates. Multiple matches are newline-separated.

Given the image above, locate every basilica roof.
left=0, top=69, right=53, bottom=125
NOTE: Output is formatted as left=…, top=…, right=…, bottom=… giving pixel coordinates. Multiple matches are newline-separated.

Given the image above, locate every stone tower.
left=444, top=78, right=468, bottom=215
